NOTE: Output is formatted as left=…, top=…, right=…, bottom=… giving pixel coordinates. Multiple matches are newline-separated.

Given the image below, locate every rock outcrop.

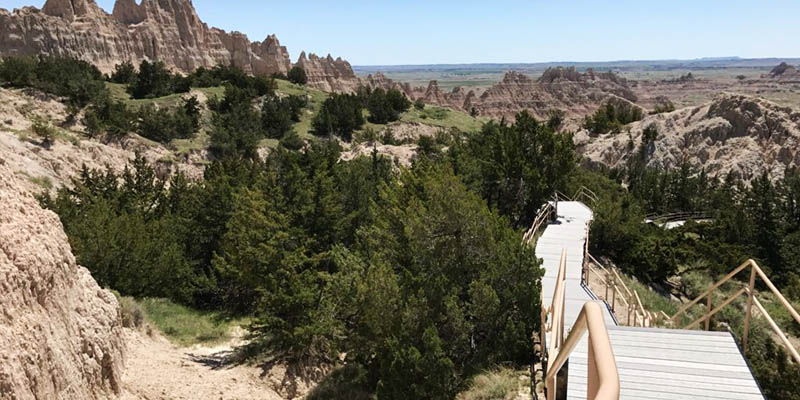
left=577, top=93, right=800, bottom=180
left=0, top=161, right=126, bottom=399
left=765, top=62, right=800, bottom=81
left=0, top=0, right=292, bottom=76
left=447, top=68, right=637, bottom=122
left=294, top=52, right=360, bottom=92
left=364, top=67, right=638, bottom=123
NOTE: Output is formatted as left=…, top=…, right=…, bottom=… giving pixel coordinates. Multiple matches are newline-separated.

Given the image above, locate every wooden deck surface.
left=534, top=201, right=764, bottom=399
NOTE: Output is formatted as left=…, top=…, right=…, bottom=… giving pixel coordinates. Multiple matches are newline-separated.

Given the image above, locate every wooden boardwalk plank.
left=534, top=200, right=764, bottom=399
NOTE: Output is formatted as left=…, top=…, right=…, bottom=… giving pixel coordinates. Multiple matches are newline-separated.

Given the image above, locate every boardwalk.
left=535, top=200, right=765, bottom=400
left=535, top=201, right=616, bottom=327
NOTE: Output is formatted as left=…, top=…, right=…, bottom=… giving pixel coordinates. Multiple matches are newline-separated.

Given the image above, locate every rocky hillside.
left=1, top=0, right=290, bottom=76
left=0, top=87, right=203, bottom=194
left=0, top=160, right=126, bottom=398
left=365, top=67, right=637, bottom=123
left=0, top=0, right=357, bottom=93
left=577, top=93, right=800, bottom=180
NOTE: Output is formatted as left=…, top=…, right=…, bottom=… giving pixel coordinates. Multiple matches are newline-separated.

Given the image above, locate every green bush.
left=583, top=100, right=644, bottom=135
left=0, top=56, right=107, bottom=109
left=110, top=61, right=137, bottom=84
left=31, top=116, right=56, bottom=146
left=287, top=66, right=308, bottom=85
left=312, top=93, right=364, bottom=141
left=134, top=97, right=200, bottom=143
left=128, top=60, right=189, bottom=99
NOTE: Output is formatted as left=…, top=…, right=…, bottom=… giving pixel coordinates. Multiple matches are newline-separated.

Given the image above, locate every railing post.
left=742, top=264, right=757, bottom=354
left=605, top=272, right=611, bottom=300
left=611, top=284, right=617, bottom=313
left=705, top=293, right=713, bottom=331
left=627, top=304, right=633, bottom=326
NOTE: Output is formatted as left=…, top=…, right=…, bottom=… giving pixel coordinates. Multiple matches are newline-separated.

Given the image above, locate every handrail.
left=586, top=253, right=654, bottom=327
left=644, top=211, right=712, bottom=224
left=545, top=249, right=568, bottom=373
left=523, top=202, right=555, bottom=244
left=670, top=259, right=800, bottom=364
left=545, top=301, right=620, bottom=400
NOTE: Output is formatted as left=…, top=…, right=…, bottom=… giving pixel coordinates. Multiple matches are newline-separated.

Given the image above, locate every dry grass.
left=457, top=368, right=527, bottom=400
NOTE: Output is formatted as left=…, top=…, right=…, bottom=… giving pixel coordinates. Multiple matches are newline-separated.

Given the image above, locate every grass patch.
left=274, top=79, right=327, bottom=140
left=107, top=82, right=225, bottom=110
left=28, top=175, right=53, bottom=191
left=457, top=368, right=527, bottom=400
left=401, top=106, right=484, bottom=132
left=137, top=298, right=248, bottom=346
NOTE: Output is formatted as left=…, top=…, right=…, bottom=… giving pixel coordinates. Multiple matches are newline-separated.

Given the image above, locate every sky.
left=2, top=0, right=799, bottom=66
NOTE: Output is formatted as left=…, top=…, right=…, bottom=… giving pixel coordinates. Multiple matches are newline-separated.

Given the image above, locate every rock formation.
left=459, top=68, right=637, bottom=122
left=576, top=93, right=800, bottom=180
left=0, top=0, right=292, bottom=76
left=765, top=62, right=800, bottom=81
left=0, top=161, right=126, bottom=398
left=363, top=67, right=638, bottom=123
left=294, top=52, right=361, bottom=92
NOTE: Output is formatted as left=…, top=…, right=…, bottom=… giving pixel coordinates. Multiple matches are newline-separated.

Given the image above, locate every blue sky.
left=2, top=0, right=799, bottom=65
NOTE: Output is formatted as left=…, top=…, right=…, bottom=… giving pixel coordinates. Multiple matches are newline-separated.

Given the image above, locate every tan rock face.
left=577, top=93, right=800, bottom=180
left=0, top=0, right=291, bottom=76
left=295, top=52, right=360, bottom=92
left=0, top=161, right=126, bottom=399
left=364, top=68, right=637, bottom=124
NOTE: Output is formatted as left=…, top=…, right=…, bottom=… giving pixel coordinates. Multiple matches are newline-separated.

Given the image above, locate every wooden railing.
left=523, top=202, right=555, bottom=244
left=670, top=259, right=800, bottom=364
left=584, top=254, right=663, bottom=327
left=644, top=211, right=711, bottom=224
left=543, top=250, right=620, bottom=400
left=524, top=186, right=598, bottom=245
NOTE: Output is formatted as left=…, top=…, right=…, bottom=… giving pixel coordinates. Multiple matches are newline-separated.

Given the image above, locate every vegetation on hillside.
left=576, top=158, right=800, bottom=400
left=583, top=99, right=644, bottom=135
left=39, top=81, right=573, bottom=397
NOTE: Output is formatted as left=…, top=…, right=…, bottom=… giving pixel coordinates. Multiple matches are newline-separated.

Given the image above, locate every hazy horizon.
left=1, top=0, right=799, bottom=65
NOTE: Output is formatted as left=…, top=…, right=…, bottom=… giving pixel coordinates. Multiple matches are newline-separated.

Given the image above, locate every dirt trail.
left=119, top=329, right=284, bottom=400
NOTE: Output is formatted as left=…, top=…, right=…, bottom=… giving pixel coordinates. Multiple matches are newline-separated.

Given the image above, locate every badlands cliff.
left=0, top=0, right=292, bottom=76
left=577, top=93, right=800, bottom=180
left=0, top=160, right=126, bottom=399
left=0, top=0, right=359, bottom=93
left=364, top=67, right=637, bottom=122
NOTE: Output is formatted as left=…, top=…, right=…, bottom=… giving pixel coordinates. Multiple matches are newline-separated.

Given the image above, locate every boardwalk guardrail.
left=670, top=259, right=800, bottom=364
left=542, top=249, right=620, bottom=400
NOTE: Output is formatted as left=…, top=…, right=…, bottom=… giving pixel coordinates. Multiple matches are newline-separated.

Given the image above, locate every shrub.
left=414, top=99, right=425, bottom=111
left=128, top=60, right=187, bottom=99
left=583, top=100, right=644, bottom=135
left=135, top=102, right=198, bottom=143
left=31, top=116, right=56, bottom=147
left=312, top=93, right=364, bottom=141
left=287, top=66, right=308, bottom=85
left=84, top=93, right=135, bottom=138
left=459, top=368, right=522, bottom=400
left=365, top=88, right=410, bottom=124
left=110, top=61, right=137, bottom=84
left=261, top=95, right=298, bottom=139
left=651, top=96, right=676, bottom=114
left=0, top=56, right=107, bottom=109
left=119, top=296, right=146, bottom=328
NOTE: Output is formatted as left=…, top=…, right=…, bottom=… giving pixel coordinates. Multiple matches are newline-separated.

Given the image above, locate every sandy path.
left=119, top=329, right=284, bottom=400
